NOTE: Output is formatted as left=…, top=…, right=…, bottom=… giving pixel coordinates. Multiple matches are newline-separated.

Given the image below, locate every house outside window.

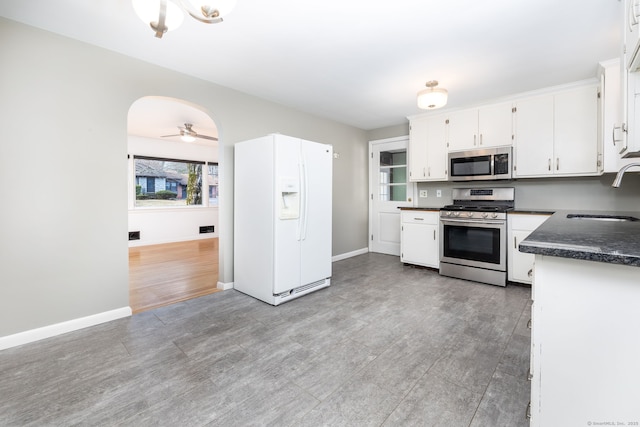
left=133, top=157, right=217, bottom=208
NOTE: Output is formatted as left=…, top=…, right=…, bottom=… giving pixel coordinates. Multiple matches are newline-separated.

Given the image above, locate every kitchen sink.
left=566, top=214, right=639, bottom=222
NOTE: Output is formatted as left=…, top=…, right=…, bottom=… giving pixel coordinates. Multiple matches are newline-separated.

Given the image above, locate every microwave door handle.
left=490, top=155, right=495, bottom=175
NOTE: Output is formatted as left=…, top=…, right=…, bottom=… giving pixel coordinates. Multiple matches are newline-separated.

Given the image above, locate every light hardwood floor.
left=129, top=238, right=220, bottom=314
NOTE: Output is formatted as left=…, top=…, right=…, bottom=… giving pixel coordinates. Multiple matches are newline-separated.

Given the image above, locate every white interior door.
left=369, top=136, right=413, bottom=255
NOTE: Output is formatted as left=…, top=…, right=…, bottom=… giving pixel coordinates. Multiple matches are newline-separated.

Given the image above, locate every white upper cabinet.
left=625, top=0, right=640, bottom=72
left=478, top=102, right=515, bottom=148
left=514, top=84, right=600, bottom=178
left=447, top=103, right=513, bottom=151
left=514, top=95, right=555, bottom=177
left=409, top=116, right=429, bottom=181
left=621, top=1, right=640, bottom=158
left=599, top=59, right=628, bottom=172
left=447, top=109, right=478, bottom=151
left=554, top=85, right=600, bottom=175
left=408, top=114, right=448, bottom=181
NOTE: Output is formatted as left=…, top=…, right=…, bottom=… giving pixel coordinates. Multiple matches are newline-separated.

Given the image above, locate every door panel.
left=369, top=137, right=413, bottom=255
left=273, top=135, right=302, bottom=293
left=300, top=140, right=333, bottom=285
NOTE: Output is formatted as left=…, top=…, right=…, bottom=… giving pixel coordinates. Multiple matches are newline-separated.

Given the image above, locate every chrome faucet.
left=612, top=163, right=640, bottom=188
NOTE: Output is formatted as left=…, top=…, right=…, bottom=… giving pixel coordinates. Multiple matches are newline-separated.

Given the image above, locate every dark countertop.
left=398, top=207, right=440, bottom=211
left=401, top=207, right=554, bottom=214
left=519, top=209, right=640, bottom=267
left=510, top=210, right=554, bottom=215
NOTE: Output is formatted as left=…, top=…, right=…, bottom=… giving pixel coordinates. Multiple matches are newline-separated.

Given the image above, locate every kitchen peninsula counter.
left=522, top=209, right=640, bottom=426
left=519, top=209, right=640, bottom=267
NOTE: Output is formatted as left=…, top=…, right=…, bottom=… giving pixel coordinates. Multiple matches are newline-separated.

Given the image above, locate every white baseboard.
left=332, top=247, right=369, bottom=262
left=217, top=281, right=234, bottom=290
left=0, top=307, right=132, bottom=351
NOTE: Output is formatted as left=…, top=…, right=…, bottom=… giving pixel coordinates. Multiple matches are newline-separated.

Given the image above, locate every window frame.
left=129, top=155, right=219, bottom=210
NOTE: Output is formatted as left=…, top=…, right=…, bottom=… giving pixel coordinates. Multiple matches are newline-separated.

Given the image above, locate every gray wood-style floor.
left=0, top=253, right=531, bottom=426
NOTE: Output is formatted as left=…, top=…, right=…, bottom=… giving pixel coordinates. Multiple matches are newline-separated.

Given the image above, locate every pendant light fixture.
left=132, top=0, right=237, bottom=38
left=417, top=80, right=448, bottom=110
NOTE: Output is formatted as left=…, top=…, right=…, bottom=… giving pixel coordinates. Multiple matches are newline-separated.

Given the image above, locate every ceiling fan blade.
left=194, top=133, right=218, bottom=141
left=161, top=133, right=181, bottom=138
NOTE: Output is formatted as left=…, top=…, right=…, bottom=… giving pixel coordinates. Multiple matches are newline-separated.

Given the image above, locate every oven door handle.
left=440, top=218, right=505, bottom=225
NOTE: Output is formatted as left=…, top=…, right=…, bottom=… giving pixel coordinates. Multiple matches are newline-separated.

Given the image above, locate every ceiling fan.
left=161, top=123, right=218, bottom=142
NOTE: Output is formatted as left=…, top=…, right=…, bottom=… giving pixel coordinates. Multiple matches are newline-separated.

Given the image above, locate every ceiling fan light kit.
left=132, top=0, right=237, bottom=38
left=417, top=80, right=448, bottom=110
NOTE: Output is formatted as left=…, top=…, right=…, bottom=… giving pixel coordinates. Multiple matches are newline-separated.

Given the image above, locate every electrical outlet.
left=419, top=190, right=428, bottom=198
left=437, top=189, right=442, bottom=197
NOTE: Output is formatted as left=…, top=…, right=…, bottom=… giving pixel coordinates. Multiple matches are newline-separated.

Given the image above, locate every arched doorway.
left=127, top=96, right=221, bottom=313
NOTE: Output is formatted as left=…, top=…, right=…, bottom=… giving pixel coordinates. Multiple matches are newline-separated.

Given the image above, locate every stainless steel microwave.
left=448, top=146, right=512, bottom=181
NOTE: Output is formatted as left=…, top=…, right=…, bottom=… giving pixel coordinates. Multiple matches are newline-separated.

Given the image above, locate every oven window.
left=443, top=224, right=501, bottom=264
left=451, top=155, right=491, bottom=177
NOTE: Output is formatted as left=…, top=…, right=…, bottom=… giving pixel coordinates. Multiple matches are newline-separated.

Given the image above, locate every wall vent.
left=199, top=225, right=215, bottom=234
left=128, top=231, right=140, bottom=241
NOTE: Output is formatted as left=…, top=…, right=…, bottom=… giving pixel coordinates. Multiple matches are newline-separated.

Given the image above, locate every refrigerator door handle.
left=301, top=159, right=309, bottom=240
left=296, top=161, right=304, bottom=241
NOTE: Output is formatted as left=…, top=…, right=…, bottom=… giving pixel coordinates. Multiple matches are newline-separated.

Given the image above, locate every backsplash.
left=415, top=173, right=640, bottom=212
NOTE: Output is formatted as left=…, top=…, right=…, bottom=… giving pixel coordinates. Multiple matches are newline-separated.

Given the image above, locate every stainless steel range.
left=439, top=187, right=514, bottom=287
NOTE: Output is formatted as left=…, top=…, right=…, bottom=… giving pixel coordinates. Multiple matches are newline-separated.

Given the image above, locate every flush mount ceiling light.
left=417, top=80, right=448, bottom=110
left=132, top=0, right=237, bottom=38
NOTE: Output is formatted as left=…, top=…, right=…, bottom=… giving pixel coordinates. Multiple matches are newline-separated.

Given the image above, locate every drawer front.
left=401, top=210, right=438, bottom=225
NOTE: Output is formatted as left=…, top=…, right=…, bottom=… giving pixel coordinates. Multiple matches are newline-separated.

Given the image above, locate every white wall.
left=0, top=18, right=369, bottom=340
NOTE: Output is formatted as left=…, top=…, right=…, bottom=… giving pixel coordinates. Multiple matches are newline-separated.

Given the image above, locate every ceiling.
left=0, top=0, right=623, bottom=130
left=128, top=96, right=219, bottom=143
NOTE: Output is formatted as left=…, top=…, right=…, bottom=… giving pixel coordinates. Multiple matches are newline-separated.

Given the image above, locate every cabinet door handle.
left=527, top=368, right=533, bottom=381
left=479, top=134, right=483, bottom=145
left=528, top=268, right=533, bottom=278
left=428, top=167, right=431, bottom=177
left=548, top=158, right=551, bottom=171
left=433, top=229, right=436, bottom=240
left=527, top=318, right=532, bottom=329
left=473, top=134, right=477, bottom=146
left=556, top=157, right=559, bottom=170
left=613, top=125, right=622, bottom=146
left=414, top=217, right=424, bottom=221
left=526, top=402, right=531, bottom=419
left=514, top=236, right=517, bottom=249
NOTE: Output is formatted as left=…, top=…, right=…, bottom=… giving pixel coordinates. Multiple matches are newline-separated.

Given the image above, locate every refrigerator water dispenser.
left=279, top=177, right=300, bottom=219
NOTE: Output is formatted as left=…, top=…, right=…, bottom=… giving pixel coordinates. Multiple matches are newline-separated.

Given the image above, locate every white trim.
left=0, top=307, right=132, bottom=351
left=217, top=281, right=234, bottom=290
left=332, top=247, right=368, bottom=262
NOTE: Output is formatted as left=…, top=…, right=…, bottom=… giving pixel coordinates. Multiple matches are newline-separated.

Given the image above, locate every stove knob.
left=482, top=212, right=489, bottom=218
left=454, top=212, right=460, bottom=217
left=446, top=211, right=452, bottom=216
left=467, top=212, right=474, bottom=218
left=491, top=212, right=498, bottom=219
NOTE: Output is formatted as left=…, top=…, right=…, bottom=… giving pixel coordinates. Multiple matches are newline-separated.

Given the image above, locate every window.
left=378, top=150, right=407, bottom=201
left=208, top=164, right=219, bottom=207
left=133, top=157, right=217, bottom=208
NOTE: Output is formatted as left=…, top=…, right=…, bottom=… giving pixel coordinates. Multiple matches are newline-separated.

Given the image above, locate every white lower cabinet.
left=530, top=256, right=640, bottom=425
left=507, top=213, right=550, bottom=284
left=400, top=210, right=439, bottom=268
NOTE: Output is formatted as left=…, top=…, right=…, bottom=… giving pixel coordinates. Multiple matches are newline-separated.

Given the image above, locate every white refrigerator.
left=233, top=134, right=333, bottom=305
